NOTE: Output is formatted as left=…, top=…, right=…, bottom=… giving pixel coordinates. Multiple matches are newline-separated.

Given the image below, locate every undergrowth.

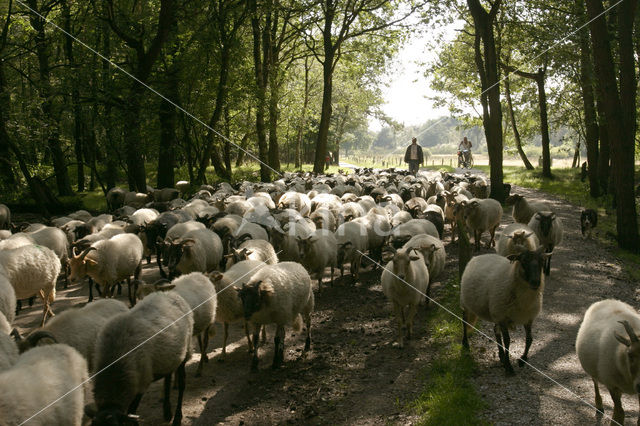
left=409, top=277, right=487, bottom=425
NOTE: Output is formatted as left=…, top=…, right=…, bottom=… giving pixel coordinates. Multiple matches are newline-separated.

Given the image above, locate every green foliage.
left=408, top=278, right=486, bottom=425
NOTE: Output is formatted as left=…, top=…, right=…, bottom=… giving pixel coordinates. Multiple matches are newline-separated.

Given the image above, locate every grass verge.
left=408, top=277, right=486, bottom=425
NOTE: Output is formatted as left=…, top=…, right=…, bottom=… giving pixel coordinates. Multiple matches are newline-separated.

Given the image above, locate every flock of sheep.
left=0, top=168, right=637, bottom=425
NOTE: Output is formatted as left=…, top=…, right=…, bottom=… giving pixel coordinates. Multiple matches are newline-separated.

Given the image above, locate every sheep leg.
left=134, top=261, right=142, bottom=280
left=489, top=226, right=498, bottom=247
left=304, top=312, right=312, bottom=352
left=15, top=299, right=21, bottom=315
left=172, top=359, right=187, bottom=426
left=609, top=388, right=624, bottom=425
left=592, top=378, right=603, bottom=413
left=462, top=311, right=470, bottom=349
left=28, top=296, right=35, bottom=307
left=394, top=302, right=404, bottom=348
left=127, top=393, right=143, bottom=414
left=330, top=266, right=334, bottom=286
left=260, top=325, right=267, bottom=344
left=88, top=278, right=94, bottom=302
left=272, top=325, right=285, bottom=369
left=158, top=251, right=167, bottom=278
left=242, top=321, right=254, bottom=353
left=518, top=322, right=533, bottom=367
left=544, top=255, right=551, bottom=276
left=116, top=282, right=122, bottom=296
left=196, top=334, right=205, bottom=377
left=251, top=327, right=261, bottom=371
left=474, top=230, right=481, bottom=251
left=203, top=325, right=211, bottom=363
left=406, top=304, right=417, bottom=340
left=127, top=278, right=134, bottom=307
left=498, top=323, right=515, bottom=376
left=163, top=373, right=173, bottom=421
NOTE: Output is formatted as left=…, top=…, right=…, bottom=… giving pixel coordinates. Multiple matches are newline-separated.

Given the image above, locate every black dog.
left=581, top=209, right=598, bottom=238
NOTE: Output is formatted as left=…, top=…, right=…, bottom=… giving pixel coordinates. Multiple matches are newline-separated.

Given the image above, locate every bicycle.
left=457, top=149, right=474, bottom=169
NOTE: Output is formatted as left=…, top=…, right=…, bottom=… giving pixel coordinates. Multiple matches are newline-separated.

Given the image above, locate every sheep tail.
left=292, top=314, right=303, bottom=332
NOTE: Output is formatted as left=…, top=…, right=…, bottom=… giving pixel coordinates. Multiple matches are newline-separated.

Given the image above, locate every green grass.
left=408, top=278, right=487, bottom=425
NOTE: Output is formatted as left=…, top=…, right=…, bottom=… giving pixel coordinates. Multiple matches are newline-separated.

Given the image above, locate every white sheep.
left=508, top=194, right=552, bottom=224
left=460, top=249, right=548, bottom=375
left=528, top=211, right=563, bottom=275
left=0, top=343, right=89, bottom=425
left=576, top=299, right=640, bottom=424
left=68, top=233, right=143, bottom=305
left=381, top=246, right=430, bottom=348
left=353, top=210, right=391, bottom=264
left=106, top=187, right=127, bottom=210
left=496, top=223, right=540, bottom=257
left=401, top=233, right=446, bottom=285
left=0, top=204, right=10, bottom=230
left=278, top=192, right=311, bottom=216
left=461, top=198, right=503, bottom=251
left=0, top=273, right=16, bottom=326
left=88, top=291, right=193, bottom=425
left=15, top=298, right=128, bottom=372
left=309, top=207, right=337, bottom=232
left=225, top=238, right=278, bottom=270
left=0, top=244, right=60, bottom=326
left=135, top=272, right=217, bottom=377
left=164, top=228, right=223, bottom=278
left=123, top=191, right=150, bottom=208
left=298, top=229, right=338, bottom=286
left=0, top=328, right=18, bottom=371
left=0, top=230, right=11, bottom=240
left=335, top=221, right=369, bottom=280
left=239, top=262, right=314, bottom=370
left=390, top=219, right=439, bottom=248
left=209, top=260, right=267, bottom=358
left=272, top=221, right=313, bottom=262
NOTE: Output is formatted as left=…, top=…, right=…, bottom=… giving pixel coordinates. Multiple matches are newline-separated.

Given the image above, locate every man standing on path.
left=404, top=137, right=423, bottom=175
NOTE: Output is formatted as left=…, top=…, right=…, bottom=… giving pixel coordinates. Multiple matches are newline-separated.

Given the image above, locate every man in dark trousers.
left=404, top=137, right=423, bottom=175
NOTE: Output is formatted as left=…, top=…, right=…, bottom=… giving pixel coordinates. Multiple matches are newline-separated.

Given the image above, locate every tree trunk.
left=595, top=97, right=609, bottom=194
left=28, top=0, right=73, bottom=196
left=468, top=0, right=504, bottom=202
left=577, top=0, right=600, bottom=197
left=295, top=57, right=310, bottom=169
left=504, top=75, right=534, bottom=170
left=586, top=0, right=639, bottom=251
left=0, top=7, right=16, bottom=188
left=268, top=78, right=281, bottom=171
left=157, top=94, right=177, bottom=188
left=123, top=86, right=147, bottom=192
left=315, top=57, right=334, bottom=173
left=535, top=71, right=552, bottom=178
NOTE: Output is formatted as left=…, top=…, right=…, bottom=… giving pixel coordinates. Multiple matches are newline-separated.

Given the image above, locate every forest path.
left=10, top=184, right=634, bottom=425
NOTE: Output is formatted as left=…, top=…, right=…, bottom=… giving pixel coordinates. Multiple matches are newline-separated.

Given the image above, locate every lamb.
left=298, top=229, right=338, bottom=286
left=528, top=211, right=563, bottom=275
left=0, top=244, right=60, bottom=326
left=496, top=223, right=540, bottom=257
left=135, top=272, right=217, bottom=377
left=68, top=233, right=143, bottom=305
left=389, top=219, right=439, bottom=248
left=335, top=221, right=369, bottom=280
left=460, top=249, right=548, bottom=375
left=0, top=344, right=89, bottom=425
left=461, top=198, right=502, bottom=251
left=88, top=291, right=193, bottom=425
left=0, top=204, right=10, bottom=230
left=14, top=299, right=128, bottom=371
left=508, top=194, right=552, bottom=224
left=164, top=228, right=223, bottom=278
left=576, top=299, right=640, bottom=425
left=239, top=262, right=314, bottom=370
left=402, top=233, right=446, bottom=284
left=381, top=246, right=429, bottom=348
left=224, top=238, right=278, bottom=270
left=209, top=260, right=267, bottom=358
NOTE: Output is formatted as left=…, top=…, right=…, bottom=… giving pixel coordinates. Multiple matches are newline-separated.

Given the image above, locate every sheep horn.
left=619, top=320, right=639, bottom=343
left=23, top=330, right=58, bottom=350
left=79, top=247, right=97, bottom=260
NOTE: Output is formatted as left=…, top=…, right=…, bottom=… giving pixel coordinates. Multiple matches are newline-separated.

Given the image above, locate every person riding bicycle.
left=458, top=137, right=473, bottom=167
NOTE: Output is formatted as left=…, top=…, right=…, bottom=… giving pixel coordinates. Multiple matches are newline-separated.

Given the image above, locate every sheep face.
left=225, top=248, right=251, bottom=270
left=506, top=194, right=523, bottom=205
left=336, top=242, right=352, bottom=265
left=383, top=247, right=421, bottom=280
left=165, top=238, right=196, bottom=277
left=68, top=247, right=97, bottom=283
left=507, top=249, right=547, bottom=290
left=533, top=212, right=556, bottom=238
left=461, top=200, right=481, bottom=221
left=88, top=406, right=139, bottom=425
left=239, top=280, right=273, bottom=320
left=614, top=320, right=640, bottom=393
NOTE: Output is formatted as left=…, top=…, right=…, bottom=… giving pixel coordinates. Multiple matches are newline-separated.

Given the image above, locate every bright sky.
left=369, top=22, right=463, bottom=132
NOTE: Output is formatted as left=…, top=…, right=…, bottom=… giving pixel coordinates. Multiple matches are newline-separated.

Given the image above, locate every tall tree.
left=503, top=73, right=534, bottom=170
left=467, top=0, right=505, bottom=201
left=586, top=0, right=638, bottom=251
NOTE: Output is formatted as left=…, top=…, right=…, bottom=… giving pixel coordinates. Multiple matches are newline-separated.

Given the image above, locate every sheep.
left=402, top=233, right=446, bottom=285
left=278, top=192, right=312, bottom=216
left=0, top=343, right=89, bottom=425
left=381, top=246, right=429, bottom=348
left=68, top=209, right=93, bottom=222
left=335, top=221, right=369, bottom=280
left=391, top=211, right=412, bottom=227
left=68, top=233, right=143, bottom=305
left=239, top=262, right=314, bottom=370
left=124, top=208, right=159, bottom=233
left=272, top=222, right=313, bottom=262
left=338, top=201, right=366, bottom=223
left=298, top=229, right=338, bottom=286
left=576, top=299, right=640, bottom=425
left=0, top=275, right=16, bottom=326
left=0, top=329, right=18, bottom=371
left=106, top=187, right=127, bottom=210
left=124, top=191, right=150, bottom=208
left=22, top=226, right=69, bottom=282
left=389, top=219, right=439, bottom=248
left=88, top=291, right=193, bottom=425
left=528, top=211, right=563, bottom=275
left=496, top=223, right=540, bottom=257
left=224, top=238, right=278, bottom=270
left=353, top=210, right=391, bottom=264
left=508, top=194, right=552, bottom=224
left=211, top=214, right=243, bottom=242
left=0, top=244, right=60, bottom=326
left=72, top=223, right=125, bottom=252
left=232, top=221, right=269, bottom=243
left=14, top=299, right=128, bottom=371
left=460, top=249, right=548, bottom=375
left=163, top=228, right=223, bottom=278
left=421, top=208, right=445, bottom=240
left=144, top=211, right=184, bottom=272
left=135, top=272, right=217, bottom=377
left=209, top=260, right=266, bottom=358
left=309, top=207, right=337, bottom=232
left=152, top=187, right=180, bottom=202
left=176, top=180, right=191, bottom=197
left=0, top=234, right=34, bottom=250
left=0, top=230, right=10, bottom=240
left=0, top=204, right=10, bottom=230
left=460, top=198, right=503, bottom=251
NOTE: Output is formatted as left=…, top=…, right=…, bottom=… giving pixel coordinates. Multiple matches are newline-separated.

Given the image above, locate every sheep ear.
left=181, top=239, right=196, bottom=249
left=85, top=258, right=98, bottom=266
left=209, top=272, right=223, bottom=282
left=506, top=254, right=519, bottom=262
left=409, top=255, right=421, bottom=262
left=615, top=332, right=631, bottom=347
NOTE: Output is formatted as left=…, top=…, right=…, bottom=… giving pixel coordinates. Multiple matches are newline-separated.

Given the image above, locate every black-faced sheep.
left=527, top=211, right=563, bottom=275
